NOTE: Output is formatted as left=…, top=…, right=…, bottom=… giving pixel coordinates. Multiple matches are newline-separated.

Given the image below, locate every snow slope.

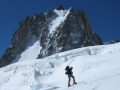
left=0, top=41, right=120, bottom=90
left=49, top=9, right=70, bottom=34
left=11, top=36, right=41, bottom=63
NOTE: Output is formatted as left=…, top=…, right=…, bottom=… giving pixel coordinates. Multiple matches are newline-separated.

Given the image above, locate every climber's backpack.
left=65, top=66, right=69, bottom=75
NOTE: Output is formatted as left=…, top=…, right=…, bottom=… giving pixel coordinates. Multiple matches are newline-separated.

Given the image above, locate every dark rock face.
left=38, top=8, right=103, bottom=58
left=0, top=14, right=46, bottom=67
left=0, top=6, right=103, bottom=68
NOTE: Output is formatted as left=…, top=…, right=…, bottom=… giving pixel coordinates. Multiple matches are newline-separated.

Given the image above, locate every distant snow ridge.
left=0, top=43, right=120, bottom=90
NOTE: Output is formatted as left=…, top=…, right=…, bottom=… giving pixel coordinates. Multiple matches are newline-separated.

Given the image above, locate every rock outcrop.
left=55, top=5, right=64, bottom=10
left=104, top=39, right=120, bottom=44
left=0, top=5, right=103, bottom=68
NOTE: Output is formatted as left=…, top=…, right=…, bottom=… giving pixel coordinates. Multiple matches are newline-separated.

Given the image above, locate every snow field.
left=0, top=42, right=120, bottom=90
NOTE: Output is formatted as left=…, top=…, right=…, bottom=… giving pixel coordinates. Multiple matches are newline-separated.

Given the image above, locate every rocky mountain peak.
left=55, top=5, right=64, bottom=10
left=0, top=6, right=103, bottom=68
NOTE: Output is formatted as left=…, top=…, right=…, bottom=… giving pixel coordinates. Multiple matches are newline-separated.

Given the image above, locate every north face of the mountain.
left=38, top=7, right=103, bottom=58
left=0, top=5, right=103, bottom=68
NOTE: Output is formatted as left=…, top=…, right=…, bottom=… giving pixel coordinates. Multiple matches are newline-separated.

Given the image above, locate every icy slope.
left=11, top=37, right=41, bottom=63
left=49, top=9, right=70, bottom=34
left=0, top=42, right=120, bottom=90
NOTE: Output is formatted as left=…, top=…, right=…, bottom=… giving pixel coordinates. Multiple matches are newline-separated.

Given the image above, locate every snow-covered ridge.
left=0, top=42, right=120, bottom=90
left=47, top=42, right=120, bottom=59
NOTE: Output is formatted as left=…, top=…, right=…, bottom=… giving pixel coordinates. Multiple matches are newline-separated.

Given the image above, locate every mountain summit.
left=0, top=5, right=102, bottom=68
